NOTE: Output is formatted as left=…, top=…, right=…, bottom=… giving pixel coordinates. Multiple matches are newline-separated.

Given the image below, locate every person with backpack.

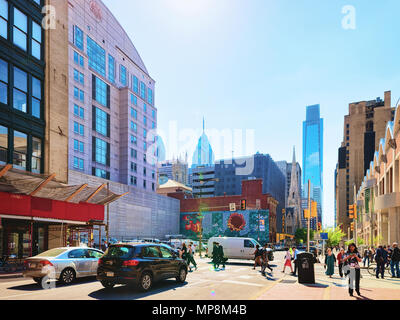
left=390, top=242, right=400, bottom=278
left=253, top=244, right=263, bottom=270
left=261, top=244, right=273, bottom=276
left=375, top=245, right=388, bottom=279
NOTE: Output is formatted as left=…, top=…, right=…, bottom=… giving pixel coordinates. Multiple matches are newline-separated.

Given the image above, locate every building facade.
left=356, top=105, right=400, bottom=246
left=303, top=104, right=323, bottom=227
left=214, top=153, right=286, bottom=232
left=336, top=92, right=394, bottom=233
left=169, top=180, right=278, bottom=243
left=158, top=158, right=188, bottom=186
left=191, top=165, right=216, bottom=198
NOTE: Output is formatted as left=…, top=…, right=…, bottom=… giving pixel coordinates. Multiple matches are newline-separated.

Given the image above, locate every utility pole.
left=307, top=179, right=311, bottom=253
left=106, top=182, right=110, bottom=245
left=354, top=184, right=357, bottom=246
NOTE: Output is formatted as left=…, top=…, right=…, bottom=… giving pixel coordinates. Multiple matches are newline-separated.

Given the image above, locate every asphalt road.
left=0, top=251, right=398, bottom=300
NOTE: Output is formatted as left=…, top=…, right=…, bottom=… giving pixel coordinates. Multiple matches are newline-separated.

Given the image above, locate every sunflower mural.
left=227, top=213, right=246, bottom=232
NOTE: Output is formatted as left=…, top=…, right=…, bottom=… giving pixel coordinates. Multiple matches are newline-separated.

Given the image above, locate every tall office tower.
left=214, top=153, right=286, bottom=232
left=191, top=119, right=215, bottom=169
left=303, top=105, right=324, bottom=227
left=336, top=92, right=394, bottom=232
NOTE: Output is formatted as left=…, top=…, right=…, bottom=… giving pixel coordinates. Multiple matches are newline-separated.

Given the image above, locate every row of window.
left=0, top=0, right=42, bottom=60
left=0, top=125, right=42, bottom=173
left=129, top=175, right=155, bottom=191
left=74, top=27, right=154, bottom=106
left=0, top=58, right=42, bottom=119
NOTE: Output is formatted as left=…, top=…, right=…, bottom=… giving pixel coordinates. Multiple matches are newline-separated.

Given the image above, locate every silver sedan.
left=23, top=247, right=104, bottom=285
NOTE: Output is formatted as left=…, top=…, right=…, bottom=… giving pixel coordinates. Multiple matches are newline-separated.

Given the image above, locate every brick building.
left=168, top=179, right=278, bottom=243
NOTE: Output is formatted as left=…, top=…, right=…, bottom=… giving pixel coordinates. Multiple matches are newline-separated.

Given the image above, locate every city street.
left=0, top=252, right=398, bottom=300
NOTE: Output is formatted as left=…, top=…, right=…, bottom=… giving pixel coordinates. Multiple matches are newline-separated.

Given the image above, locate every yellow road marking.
left=250, top=276, right=285, bottom=300
left=323, top=285, right=331, bottom=300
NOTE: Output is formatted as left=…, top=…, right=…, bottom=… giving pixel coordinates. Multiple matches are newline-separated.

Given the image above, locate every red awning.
left=0, top=192, right=104, bottom=223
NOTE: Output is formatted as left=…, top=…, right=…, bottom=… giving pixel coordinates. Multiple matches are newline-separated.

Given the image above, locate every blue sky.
left=103, top=0, right=400, bottom=227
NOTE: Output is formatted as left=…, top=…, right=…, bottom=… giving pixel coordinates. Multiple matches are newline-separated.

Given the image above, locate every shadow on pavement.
left=88, top=279, right=189, bottom=300
left=7, top=276, right=98, bottom=292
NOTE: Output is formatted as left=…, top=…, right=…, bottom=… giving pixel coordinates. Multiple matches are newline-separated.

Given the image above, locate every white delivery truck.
left=207, top=237, right=274, bottom=261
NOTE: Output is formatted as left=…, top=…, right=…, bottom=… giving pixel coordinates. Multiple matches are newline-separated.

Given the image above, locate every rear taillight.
left=98, top=259, right=103, bottom=265
left=40, top=260, right=53, bottom=267
left=122, top=260, right=139, bottom=267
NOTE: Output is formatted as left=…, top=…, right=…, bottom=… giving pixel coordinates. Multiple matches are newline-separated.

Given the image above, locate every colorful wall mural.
left=180, top=210, right=270, bottom=243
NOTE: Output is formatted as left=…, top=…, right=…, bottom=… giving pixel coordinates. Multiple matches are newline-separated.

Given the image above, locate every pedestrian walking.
left=253, top=245, right=263, bottom=270
left=181, top=242, right=188, bottom=261
left=212, top=242, right=220, bottom=270
left=390, top=242, right=400, bottom=278
left=363, top=248, right=371, bottom=267
left=282, top=248, right=293, bottom=274
left=291, top=246, right=299, bottom=276
left=324, top=248, right=336, bottom=278
left=261, top=244, right=273, bottom=276
left=187, top=244, right=198, bottom=272
left=337, top=248, right=345, bottom=278
left=375, top=245, right=388, bottom=279
left=343, top=243, right=362, bottom=297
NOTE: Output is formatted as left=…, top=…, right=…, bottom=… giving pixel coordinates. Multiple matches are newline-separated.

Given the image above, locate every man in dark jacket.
left=375, top=245, right=388, bottom=279
left=390, top=243, right=400, bottom=278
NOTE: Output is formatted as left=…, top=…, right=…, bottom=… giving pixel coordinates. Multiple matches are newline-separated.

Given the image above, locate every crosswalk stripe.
left=222, top=280, right=264, bottom=287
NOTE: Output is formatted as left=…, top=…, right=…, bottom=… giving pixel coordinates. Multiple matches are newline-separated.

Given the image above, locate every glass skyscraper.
left=302, top=105, right=324, bottom=226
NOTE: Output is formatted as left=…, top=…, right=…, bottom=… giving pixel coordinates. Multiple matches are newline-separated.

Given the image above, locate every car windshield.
left=104, top=246, right=135, bottom=259
left=35, top=248, right=67, bottom=258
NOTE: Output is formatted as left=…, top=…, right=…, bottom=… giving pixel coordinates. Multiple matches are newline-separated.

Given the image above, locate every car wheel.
left=59, top=268, right=76, bottom=285
left=176, top=267, right=187, bottom=283
left=101, top=280, right=115, bottom=289
left=138, top=272, right=153, bottom=292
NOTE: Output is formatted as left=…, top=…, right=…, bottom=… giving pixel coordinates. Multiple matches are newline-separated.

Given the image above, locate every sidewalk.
left=0, top=272, right=23, bottom=280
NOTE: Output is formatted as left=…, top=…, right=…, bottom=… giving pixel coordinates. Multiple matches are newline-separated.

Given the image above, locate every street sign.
left=229, top=203, right=236, bottom=212
left=320, top=233, right=328, bottom=240
left=259, top=219, right=265, bottom=232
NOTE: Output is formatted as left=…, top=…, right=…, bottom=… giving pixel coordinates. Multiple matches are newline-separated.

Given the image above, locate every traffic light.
left=311, top=201, right=318, bottom=218
left=348, top=205, right=354, bottom=219
left=354, top=204, right=357, bottom=220
left=317, top=222, right=322, bottom=232
left=304, top=209, right=310, bottom=219
left=241, top=199, right=247, bottom=210
left=350, top=222, right=354, bottom=231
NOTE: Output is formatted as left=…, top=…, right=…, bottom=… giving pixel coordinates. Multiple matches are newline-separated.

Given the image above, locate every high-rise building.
left=158, top=157, right=189, bottom=186
left=286, top=148, right=302, bottom=234
left=214, top=153, right=286, bottom=232
left=191, top=119, right=215, bottom=169
left=276, top=154, right=302, bottom=208
left=303, top=104, right=323, bottom=226
left=66, top=0, right=180, bottom=240
left=335, top=91, right=394, bottom=232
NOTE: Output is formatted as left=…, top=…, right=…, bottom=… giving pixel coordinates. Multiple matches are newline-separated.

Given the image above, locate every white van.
left=207, top=237, right=273, bottom=261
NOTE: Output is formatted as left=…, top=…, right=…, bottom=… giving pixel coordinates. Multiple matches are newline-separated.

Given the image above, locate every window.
left=13, top=8, right=27, bottom=51
left=74, top=122, right=84, bottom=136
left=130, top=162, right=137, bottom=172
left=148, top=88, right=153, bottom=105
left=32, top=21, right=42, bottom=59
left=132, top=75, right=138, bottom=94
left=143, top=167, right=147, bottom=176
left=93, top=168, right=109, bottom=179
left=93, top=75, right=109, bottom=107
left=73, top=51, right=84, bottom=67
left=73, top=157, right=84, bottom=170
left=87, top=36, right=106, bottom=77
left=93, top=107, right=110, bottom=137
left=31, top=76, right=41, bottom=118
left=68, top=249, right=87, bottom=259
left=74, top=104, right=84, bottom=119
left=120, top=65, right=127, bottom=86
left=244, top=240, right=254, bottom=248
left=130, top=175, right=137, bottom=186
left=0, top=58, right=7, bottom=104
left=152, top=121, right=155, bottom=129
left=74, top=69, right=84, bottom=85
left=143, top=180, right=147, bottom=189
left=140, top=82, right=146, bottom=100
left=130, top=134, right=137, bottom=145
left=143, top=129, right=147, bottom=139
left=152, top=183, right=155, bottom=191
left=13, top=67, right=27, bottom=113
left=108, top=54, right=115, bottom=83
left=93, top=137, right=109, bottom=166
left=143, top=116, right=147, bottom=126
left=130, top=93, right=137, bottom=106
left=0, top=0, right=7, bottom=39
left=131, top=148, right=137, bottom=159
left=79, top=89, right=84, bottom=102
left=74, top=26, right=84, bottom=51
left=31, top=137, right=41, bottom=173
left=131, top=121, right=137, bottom=133
left=131, top=108, right=137, bottom=120
left=74, top=139, right=84, bottom=153
left=159, top=246, right=173, bottom=258
left=152, top=109, right=156, bottom=119
left=13, top=130, right=27, bottom=170
left=143, top=103, right=147, bottom=113
left=0, top=125, right=7, bottom=164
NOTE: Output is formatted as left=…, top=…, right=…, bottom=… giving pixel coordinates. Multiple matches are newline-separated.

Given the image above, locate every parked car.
left=97, top=243, right=188, bottom=291
left=207, top=237, right=274, bottom=261
left=23, top=247, right=104, bottom=285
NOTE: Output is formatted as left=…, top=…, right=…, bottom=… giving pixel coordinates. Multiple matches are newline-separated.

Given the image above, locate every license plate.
left=106, top=272, right=114, bottom=277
